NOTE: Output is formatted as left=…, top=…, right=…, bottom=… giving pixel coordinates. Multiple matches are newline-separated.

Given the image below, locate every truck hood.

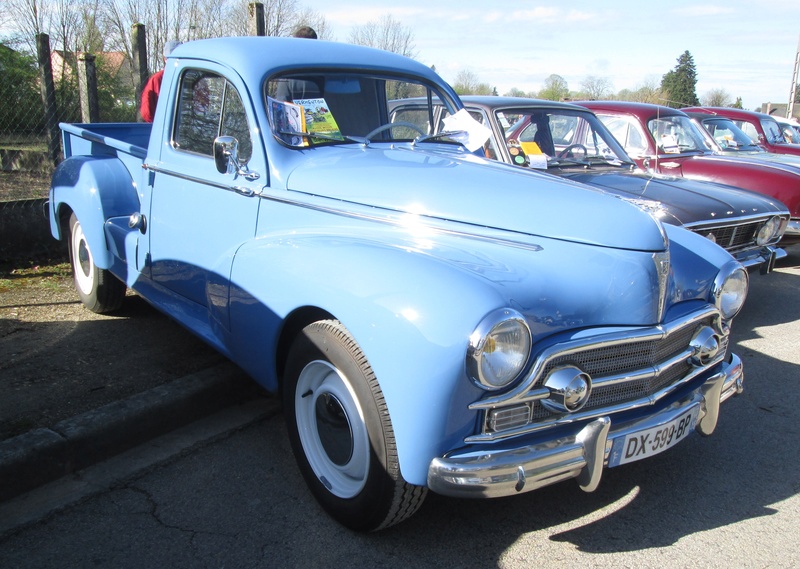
left=285, top=145, right=667, bottom=251
left=558, top=169, right=786, bottom=226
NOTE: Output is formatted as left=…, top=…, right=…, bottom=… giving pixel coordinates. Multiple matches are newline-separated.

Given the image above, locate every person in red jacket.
left=140, top=40, right=182, bottom=123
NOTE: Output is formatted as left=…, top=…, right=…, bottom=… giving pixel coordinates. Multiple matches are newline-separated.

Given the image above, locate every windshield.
left=499, top=108, right=631, bottom=167
left=647, top=115, right=710, bottom=155
left=265, top=72, right=456, bottom=146
left=698, top=117, right=760, bottom=151
left=761, top=118, right=786, bottom=145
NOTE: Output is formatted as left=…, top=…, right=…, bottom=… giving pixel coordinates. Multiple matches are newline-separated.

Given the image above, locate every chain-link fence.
left=1, top=35, right=141, bottom=202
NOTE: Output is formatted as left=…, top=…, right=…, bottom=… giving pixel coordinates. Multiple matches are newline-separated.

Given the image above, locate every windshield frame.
left=696, top=117, right=761, bottom=152
left=497, top=107, right=634, bottom=168
left=646, top=115, right=711, bottom=156
left=264, top=69, right=459, bottom=148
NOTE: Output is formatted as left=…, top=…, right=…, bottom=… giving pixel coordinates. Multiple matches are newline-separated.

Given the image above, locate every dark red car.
left=578, top=101, right=800, bottom=244
left=682, top=106, right=800, bottom=156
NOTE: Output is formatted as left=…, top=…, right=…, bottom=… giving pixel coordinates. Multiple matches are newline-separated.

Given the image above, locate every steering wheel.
left=363, top=121, right=426, bottom=145
left=557, top=144, right=588, bottom=159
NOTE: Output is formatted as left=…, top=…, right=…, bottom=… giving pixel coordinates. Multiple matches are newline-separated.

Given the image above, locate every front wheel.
left=283, top=320, right=427, bottom=531
left=68, top=213, right=126, bottom=313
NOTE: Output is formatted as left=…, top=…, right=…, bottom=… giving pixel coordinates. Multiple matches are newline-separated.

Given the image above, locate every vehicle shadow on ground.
left=0, top=294, right=227, bottom=440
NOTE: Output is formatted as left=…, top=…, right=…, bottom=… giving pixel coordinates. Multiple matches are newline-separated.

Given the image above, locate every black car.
left=390, top=96, right=790, bottom=273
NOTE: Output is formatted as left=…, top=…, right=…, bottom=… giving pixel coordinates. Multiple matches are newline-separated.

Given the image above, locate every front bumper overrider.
left=428, top=353, right=743, bottom=498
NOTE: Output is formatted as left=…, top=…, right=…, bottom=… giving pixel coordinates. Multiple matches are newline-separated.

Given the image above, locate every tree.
left=702, top=88, right=733, bottom=107
left=503, top=87, right=526, bottom=97
left=452, top=68, right=493, bottom=95
left=579, top=75, right=613, bottom=100
left=348, top=14, right=416, bottom=58
left=0, top=43, right=43, bottom=133
left=660, top=50, right=699, bottom=108
left=538, top=74, right=569, bottom=101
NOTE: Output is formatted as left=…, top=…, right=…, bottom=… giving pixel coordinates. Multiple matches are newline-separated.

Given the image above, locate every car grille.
left=469, top=307, right=727, bottom=442
left=693, top=220, right=763, bottom=253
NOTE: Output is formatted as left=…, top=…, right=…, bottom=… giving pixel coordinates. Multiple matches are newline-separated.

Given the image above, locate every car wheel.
left=283, top=319, right=427, bottom=531
left=68, top=212, right=126, bottom=313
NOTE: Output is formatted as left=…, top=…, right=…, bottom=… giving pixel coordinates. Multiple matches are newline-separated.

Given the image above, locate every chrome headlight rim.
left=755, top=215, right=784, bottom=246
left=467, top=308, right=532, bottom=391
left=712, top=261, right=749, bottom=320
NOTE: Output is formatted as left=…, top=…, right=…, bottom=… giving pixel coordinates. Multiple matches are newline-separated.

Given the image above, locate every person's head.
left=292, top=26, right=317, bottom=39
left=163, top=40, right=182, bottom=59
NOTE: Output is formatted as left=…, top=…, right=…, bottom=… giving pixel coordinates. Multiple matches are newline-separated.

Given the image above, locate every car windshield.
left=647, top=115, right=710, bottom=155
left=773, top=119, right=800, bottom=144
left=761, top=118, right=786, bottom=145
left=499, top=108, right=631, bottom=167
left=698, top=117, right=761, bottom=151
left=265, top=72, right=456, bottom=147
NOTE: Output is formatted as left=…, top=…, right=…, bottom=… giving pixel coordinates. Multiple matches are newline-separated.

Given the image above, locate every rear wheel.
left=283, top=320, right=427, bottom=531
left=68, top=213, right=126, bottom=313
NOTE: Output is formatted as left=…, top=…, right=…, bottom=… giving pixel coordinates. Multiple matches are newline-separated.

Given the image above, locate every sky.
left=298, top=0, right=800, bottom=111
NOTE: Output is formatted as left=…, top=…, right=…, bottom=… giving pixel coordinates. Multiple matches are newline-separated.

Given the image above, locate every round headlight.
left=755, top=215, right=783, bottom=246
left=467, top=309, right=531, bottom=390
left=712, top=262, right=749, bottom=320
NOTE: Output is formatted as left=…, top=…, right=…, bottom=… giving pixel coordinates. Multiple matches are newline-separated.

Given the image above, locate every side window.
left=736, top=121, right=759, bottom=143
left=601, top=116, right=647, bottom=157
left=175, top=69, right=252, bottom=162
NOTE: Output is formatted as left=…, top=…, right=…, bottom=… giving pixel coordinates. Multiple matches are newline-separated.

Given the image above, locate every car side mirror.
left=214, top=135, right=260, bottom=180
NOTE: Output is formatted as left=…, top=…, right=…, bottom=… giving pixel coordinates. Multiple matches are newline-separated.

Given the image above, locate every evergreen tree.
left=660, top=50, right=700, bottom=108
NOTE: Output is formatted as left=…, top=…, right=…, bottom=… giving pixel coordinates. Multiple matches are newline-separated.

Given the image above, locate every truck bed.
left=60, top=122, right=152, bottom=160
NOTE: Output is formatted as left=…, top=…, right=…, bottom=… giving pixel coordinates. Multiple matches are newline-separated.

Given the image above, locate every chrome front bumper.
left=428, top=353, right=743, bottom=499
left=738, top=245, right=785, bottom=274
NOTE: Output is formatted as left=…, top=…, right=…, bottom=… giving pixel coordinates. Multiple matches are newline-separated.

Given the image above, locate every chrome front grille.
left=469, top=307, right=728, bottom=442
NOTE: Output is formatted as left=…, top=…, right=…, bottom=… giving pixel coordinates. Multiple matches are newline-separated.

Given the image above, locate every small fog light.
left=541, top=365, right=592, bottom=413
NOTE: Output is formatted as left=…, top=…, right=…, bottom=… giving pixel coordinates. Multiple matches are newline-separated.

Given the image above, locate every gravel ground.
left=0, top=261, right=229, bottom=441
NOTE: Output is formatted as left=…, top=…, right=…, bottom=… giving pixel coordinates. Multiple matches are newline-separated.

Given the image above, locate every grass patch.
left=0, top=261, right=72, bottom=292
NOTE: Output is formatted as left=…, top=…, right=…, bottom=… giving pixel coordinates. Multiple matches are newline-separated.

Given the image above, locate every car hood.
left=284, top=145, right=668, bottom=251
left=558, top=169, right=786, bottom=225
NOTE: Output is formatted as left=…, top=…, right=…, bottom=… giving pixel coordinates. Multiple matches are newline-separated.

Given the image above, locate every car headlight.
left=467, top=309, right=531, bottom=390
left=712, top=261, right=749, bottom=320
left=755, top=215, right=784, bottom=246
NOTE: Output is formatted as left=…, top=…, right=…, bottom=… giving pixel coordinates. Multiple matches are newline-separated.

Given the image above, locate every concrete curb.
left=0, top=362, right=263, bottom=503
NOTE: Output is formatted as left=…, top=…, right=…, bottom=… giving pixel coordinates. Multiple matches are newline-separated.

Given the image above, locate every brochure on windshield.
left=268, top=97, right=307, bottom=146
left=441, top=109, right=492, bottom=153
left=293, top=98, right=343, bottom=140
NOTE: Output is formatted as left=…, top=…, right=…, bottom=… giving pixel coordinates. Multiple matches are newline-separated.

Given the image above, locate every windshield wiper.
left=414, top=130, right=469, bottom=145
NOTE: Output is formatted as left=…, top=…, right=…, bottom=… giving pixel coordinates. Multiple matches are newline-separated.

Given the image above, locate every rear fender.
left=49, top=155, right=141, bottom=270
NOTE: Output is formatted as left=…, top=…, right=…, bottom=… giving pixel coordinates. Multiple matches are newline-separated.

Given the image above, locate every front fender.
left=227, top=233, right=506, bottom=485
left=49, top=155, right=140, bottom=269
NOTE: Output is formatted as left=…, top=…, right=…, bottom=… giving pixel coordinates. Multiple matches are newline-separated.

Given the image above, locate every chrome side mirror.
left=213, top=135, right=260, bottom=180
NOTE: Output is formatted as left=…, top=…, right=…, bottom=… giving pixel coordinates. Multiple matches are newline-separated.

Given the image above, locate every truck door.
left=145, top=66, right=264, bottom=322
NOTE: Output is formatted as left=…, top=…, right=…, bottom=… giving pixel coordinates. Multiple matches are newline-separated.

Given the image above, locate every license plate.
left=609, top=407, right=699, bottom=467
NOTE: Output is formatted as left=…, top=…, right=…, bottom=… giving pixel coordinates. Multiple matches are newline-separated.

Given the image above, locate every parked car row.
left=49, top=37, right=781, bottom=531
left=578, top=101, right=800, bottom=246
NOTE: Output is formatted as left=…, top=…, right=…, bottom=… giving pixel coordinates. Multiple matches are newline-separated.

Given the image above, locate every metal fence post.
left=248, top=3, right=265, bottom=36
left=35, top=33, right=61, bottom=166
left=132, top=23, right=148, bottom=121
left=77, top=53, right=100, bottom=123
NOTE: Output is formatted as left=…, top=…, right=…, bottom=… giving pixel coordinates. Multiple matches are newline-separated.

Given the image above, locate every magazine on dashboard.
left=268, top=97, right=307, bottom=146
left=293, top=98, right=343, bottom=140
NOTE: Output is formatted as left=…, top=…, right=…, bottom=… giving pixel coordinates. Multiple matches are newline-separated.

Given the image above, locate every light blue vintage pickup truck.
left=50, top=37, right=748, bottom=531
